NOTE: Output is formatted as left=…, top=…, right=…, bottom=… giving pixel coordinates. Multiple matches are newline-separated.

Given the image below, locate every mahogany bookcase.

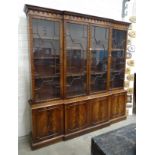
left=24, top=4, right=130, bottom=149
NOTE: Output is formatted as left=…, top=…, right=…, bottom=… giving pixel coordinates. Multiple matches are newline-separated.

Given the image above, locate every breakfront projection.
left=24, top=4, right=130, bottom=149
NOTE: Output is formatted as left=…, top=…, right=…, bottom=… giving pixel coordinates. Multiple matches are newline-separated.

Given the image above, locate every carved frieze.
left=27, top=9, right=62, bottom=19
left=25, top=5, right=129, bottom=28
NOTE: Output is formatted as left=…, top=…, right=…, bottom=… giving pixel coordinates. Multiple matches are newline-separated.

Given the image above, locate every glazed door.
left=110, top=29, right=127, bottom=89
left=64, top=22, right=88, bottom=97
left=31, top=18, right=62, bottom=101
left=90, top=25, right=109, bottom=93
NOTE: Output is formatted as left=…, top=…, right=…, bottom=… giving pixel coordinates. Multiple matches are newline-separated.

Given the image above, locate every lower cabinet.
left=30, top=91, right=127, bottom=149
left=110, top=92, right=127, bottom=119
left=32, top=104, right=64, bottom=142
left=90, top=97, right=109, bottom=125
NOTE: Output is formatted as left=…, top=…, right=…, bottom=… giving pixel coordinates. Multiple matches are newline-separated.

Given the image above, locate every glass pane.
left=110, top=50, right=125, bottom=88
left=112, top=29, right=126, bottom=49
left=65, top=23, right=87, bottom=97
left=110, top=29, right=126, bottom=89
left=32, top=18, right=60, bottom=101
left=90, top=26, right=109, bottom=92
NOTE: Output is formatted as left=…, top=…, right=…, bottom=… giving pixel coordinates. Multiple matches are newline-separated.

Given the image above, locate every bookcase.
left=24, top=4, right=130, bottom=149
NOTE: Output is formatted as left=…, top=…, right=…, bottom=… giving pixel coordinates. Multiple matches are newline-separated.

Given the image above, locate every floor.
left=18, top=115, right=136, bottom=155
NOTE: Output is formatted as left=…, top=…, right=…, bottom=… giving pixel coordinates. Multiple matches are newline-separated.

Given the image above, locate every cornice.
left=24, top=4, right=130, bottom=28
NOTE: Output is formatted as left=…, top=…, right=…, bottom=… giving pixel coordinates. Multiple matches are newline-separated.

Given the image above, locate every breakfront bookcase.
left=24, top=4, right=130, bottom=149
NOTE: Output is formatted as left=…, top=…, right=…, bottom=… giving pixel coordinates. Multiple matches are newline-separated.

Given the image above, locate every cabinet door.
left=65, top=22, right=88, bottom=97
left=110, top=92, right=126, bottom=119
left=31, top=18, right=62, bottom=101
left=90, top=97, right=109, bottom=125
left=65, top=101, right=90, bottom=133
left=32, top=105, right=63, bottom=141
left=110, top=29, right=127, bottom=89
left=90, top=26, right=109, bottom=93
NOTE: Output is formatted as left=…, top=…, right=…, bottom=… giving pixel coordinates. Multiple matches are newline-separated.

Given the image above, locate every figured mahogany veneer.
left=24, top=4, right=130, bottom=149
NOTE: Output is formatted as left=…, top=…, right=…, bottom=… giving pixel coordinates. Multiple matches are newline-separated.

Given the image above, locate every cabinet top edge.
left=24, top=4, right=130, bottom=26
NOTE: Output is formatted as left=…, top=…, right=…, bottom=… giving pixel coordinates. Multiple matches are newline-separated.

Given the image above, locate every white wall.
left=18, top=0, right=125, bottom=137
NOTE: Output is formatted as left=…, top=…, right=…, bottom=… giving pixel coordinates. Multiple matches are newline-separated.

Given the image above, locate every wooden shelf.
left=91, top=71, right=107, bottom=75
left=110, top=78, right=124, bottom=82
left=66, top=48, right=108, bottom=51
left=91, top=48, right=107, bottom=51
left=111, top=57, right=125, bottom=60
left=33, top=36, right=59, bottom=40
left=35, top=74, right=60, bottom=79
left=111, top=70, right=124, bottom=73
left=91, top=82, right=106, bottom=86
left=112, top=48, right=125, bottom=51
left=67, top=73, right=86, bottom=77
left=34, top=57, right=59, bottom=60
left=66, top=47, right=84, bottom=50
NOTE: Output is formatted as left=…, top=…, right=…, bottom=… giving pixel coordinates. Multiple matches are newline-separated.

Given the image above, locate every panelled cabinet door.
left=65, top=101, right=90, bottom=133
left=31, top=18, right=62, bottom=102
left=90, top=97, right=109, bottom=125
left=33, top=108, right=48, bottom=140
left=118, top=93, right=126, bottom=115
left=90, top=26, right=109, bottom=93
left=32, top=105, right=63, bottom=142
left=110, top=93, right=126, bottom=119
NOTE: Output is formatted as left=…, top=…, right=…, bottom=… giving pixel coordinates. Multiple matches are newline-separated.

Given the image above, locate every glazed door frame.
left=109, top=27, right=128, bottom=91
left=89, top=23, right=110, bottom=94
left=28, top=15, right=63, bottom=102
left=63, top=20, right=113, bottom=98
left=63, top=20, right=89, bottom=98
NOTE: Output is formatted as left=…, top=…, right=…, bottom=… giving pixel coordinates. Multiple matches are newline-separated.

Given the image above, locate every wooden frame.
left=28, top=15, right=63, bottom=103
left=109, top=29, right=128, bottom=91
left=24, top=4, right=130, bottom=149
